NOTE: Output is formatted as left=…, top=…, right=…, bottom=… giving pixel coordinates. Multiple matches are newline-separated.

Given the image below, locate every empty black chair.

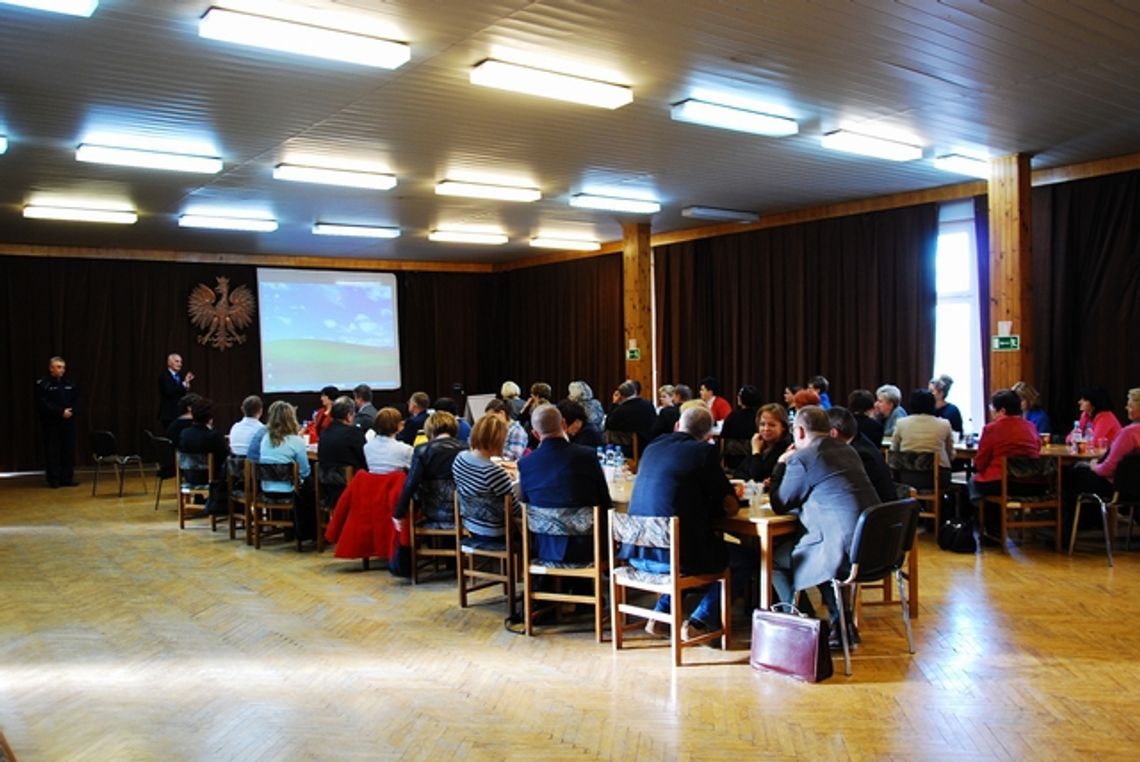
left=90, top=430, right=147, bottom=497
left=1073, top=453, right=1140, bottom=566
left=830, top=498, right=920, bottom=676
left=145, top=431, right=176, bottom=512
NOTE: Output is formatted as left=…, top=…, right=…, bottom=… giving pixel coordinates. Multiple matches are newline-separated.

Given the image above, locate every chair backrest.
left=1113, top=453, right=1140, bottom=499
left=456, top=491, right=512, bottom=527
left=720, top=437, right=751, bottom=458
left=887, top=449, right=935, bottom=474
left=525, top=505, right=595, bottom=537
left=90, top=430, right=117, bottom=458
left=604, top=429, right=638, bottom=453
left=318, top=463, right=353, bottom=487
left=257, top=462, right=297, bottom=489
left=846, top=498, right=920, bottom=584
left=178, top=451, right=210, bottom=471
left=417, top=478, right=456, bottom=523
left=609, top=511, right=674, bottom=549
left=150, top=435, right=176, bottom=475
left=226, top=454, right=247, bottom=480
left=1004, top=455, right=1056, bottom=486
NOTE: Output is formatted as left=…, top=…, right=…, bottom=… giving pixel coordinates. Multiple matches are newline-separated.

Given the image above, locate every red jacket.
left=974, top=415, right=1040, bottom=483
left=709, top=396, right=732, bottom=423
left=325, top=470, right=406, bottom=560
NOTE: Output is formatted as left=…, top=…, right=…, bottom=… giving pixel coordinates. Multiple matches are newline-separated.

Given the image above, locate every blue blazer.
left=518, top=437, right=611, bottom=562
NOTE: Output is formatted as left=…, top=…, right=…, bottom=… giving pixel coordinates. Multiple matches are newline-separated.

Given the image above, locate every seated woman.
left=698, top=376, right=733, bottom=423
left=1066, top=387, right=1123, bottom=447
left=848, top=388, right=885, bottom=445
left=483, top=398, right=528, bottom=460
left=258, top=400, right=315, bottom=541
left=891, top=389, right=955, bottom=488
left=364, top=407, right=413, bottom=474
left=311, top=385, right=339, bottom=441
left=1011, top=381, right=1052, bottom=435
left=568, top=380, right=606, bottom=429
left=736, top=403, right=793, bottom=482
left=874, top=383, right=908, bottom=436
left=929, top=373, right=964, bottom=435
left=656, top=384, right=675, bottom=413
left=968, top=390, right=1041, bottom=536
left=1073, top=387, right=1140, bottom=496
left=452, top=414, right=519, bottom=540
left=501, top=380, right=526, bottom=420
left=393, top=411, right=466, bottom=528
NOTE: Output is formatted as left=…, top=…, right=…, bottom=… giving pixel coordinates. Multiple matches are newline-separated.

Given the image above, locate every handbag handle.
left=770, top=601, right=805, bottom=617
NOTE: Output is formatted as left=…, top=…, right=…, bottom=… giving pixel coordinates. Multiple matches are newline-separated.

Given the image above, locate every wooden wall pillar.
left=988, top=153, right=1034, bottom=390
left=621, top=220, right=653, bottom=396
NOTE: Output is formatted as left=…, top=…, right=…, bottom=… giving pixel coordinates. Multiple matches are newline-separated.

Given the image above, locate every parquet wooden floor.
left=2, top=474, right=1140, bottom=761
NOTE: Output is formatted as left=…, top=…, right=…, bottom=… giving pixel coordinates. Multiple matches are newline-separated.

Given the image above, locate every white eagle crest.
left=188, top=276, right=256, bottom=351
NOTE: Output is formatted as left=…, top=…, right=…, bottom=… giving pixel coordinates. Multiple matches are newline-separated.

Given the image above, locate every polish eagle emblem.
left=187, top=276, right=256, bottom=351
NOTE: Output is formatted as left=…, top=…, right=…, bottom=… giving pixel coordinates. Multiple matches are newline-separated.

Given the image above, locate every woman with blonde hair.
left=452, top=414, right=518, bottom=538
left=500, top=380, right=525, bottom=419
left=258, top=400, right=315, bottom=541
left=1011, top=381, right=1051, bottom=435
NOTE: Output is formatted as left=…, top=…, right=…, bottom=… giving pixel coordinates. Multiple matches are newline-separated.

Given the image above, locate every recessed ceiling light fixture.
left=313, top=223, right=400, bottom=239
left=198, top=7, right=411, bottom=69
left=530, top=236, right=601, bottom=251
left=76, top=143, right=222, bottom=174
left=681, top=206, right=760, bottom=223
left=24, top=204, right=136, bottom=224
left=435, top=180, right=541, bottom=202
left=428, top=229, right=508, bottom=245
left=569, top=194, right=660, bottom=214
left=932, top=153, right=991, bottom=179
left=671, top=99, right=798, bottom=137
left=0, top=135, right=7, bottom=154
left=179, top=213, right=277, bottom=232
left=470, top=59, right=632, bottom=109
left=274, top=163, right=396, bottom=190
left=821, top=130, right=923, bottom=162
left=0, top=0, right=97, bottom=16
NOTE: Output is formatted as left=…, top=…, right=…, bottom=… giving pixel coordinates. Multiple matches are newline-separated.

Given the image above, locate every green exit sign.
left=992, top=335, right=1021, bottom=351
left=626, top=347, right=641, bottom=361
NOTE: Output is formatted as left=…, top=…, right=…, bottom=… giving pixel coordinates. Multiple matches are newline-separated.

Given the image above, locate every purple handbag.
left=749, top=604, right=834, bottom=682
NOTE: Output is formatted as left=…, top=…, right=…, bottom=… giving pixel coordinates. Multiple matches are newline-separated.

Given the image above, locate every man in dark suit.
left=605, top=380, right=656, bottom=457
left=397, top=391, right=430, bottom=445
left=518, top=404, right=612, bottom=563
left=557, top=399, right=604, bottom=449
left=158, top=353, right=193, bottom=430
left=770, top=405, right=879, bottom=643
left=178, top=398, right=229, bottom=514
left=352, top=384, right=378, bottom=433
left=318, top=397, right=368, bottom=509
left=828, top=406, right=897, bottom=503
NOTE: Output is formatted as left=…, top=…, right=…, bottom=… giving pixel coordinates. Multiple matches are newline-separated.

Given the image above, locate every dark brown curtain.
left=1031, top=169, right=1140, bottom=430
left=655, top=203, right=939, bottom=406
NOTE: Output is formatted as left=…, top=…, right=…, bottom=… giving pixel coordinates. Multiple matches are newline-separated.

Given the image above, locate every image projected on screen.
left=258, top=268, right=401, bottom=393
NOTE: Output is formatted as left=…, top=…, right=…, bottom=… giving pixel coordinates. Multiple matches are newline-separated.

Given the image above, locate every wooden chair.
left=603, top=430, right=641, bottom=473
left=719, top=436, right=751, bottom=472
left=1072, top=453, right=1140, bottom=566
left=979, top=456, right=1062, bottom=553
left=830, top=498, right=920, bottom=676
left=409, top=478, right=458, bottom=584
left=315, top=463, right=353, bottom=553
left=607, top=509, right=731, bottom=667
left=225, top=455, right=250, bottom=542
left=90, top=430, right=147, bottom=497
left=521, top=504, right=606, bottom=642
left=888, top=450, right=946, bottom=527
left=176, top=452, right=214, bottom=529
left=145, top=431, right=176, bottom=512
left=454, top=493, right=519, bottom=615
left=251, top=462, right=302, bottom=551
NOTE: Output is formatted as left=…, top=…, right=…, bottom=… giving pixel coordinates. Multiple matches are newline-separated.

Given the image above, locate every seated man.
left=178, top=398, right=230, bottom=514
left=397, top=391, right=431, bottom=445
left=605, top=380, right=656, bottom=458
left=557, top=399, right=604, bottom=449
left=352, top=384, right=378, bottom=433
left=769, top=405, right=879, bottom=646
left=318, top=396, right=368, bottom=507
left=620, top=406, right=744, bottom=640
left=969, top=389, right=1041, bottom=537
left=227, top=394, right=265, bottom=457
left=432, top=397, right=472, bottom=442
left=518, top=404, right=612, bottom=563
left=828, top=406, right=897, bottom=503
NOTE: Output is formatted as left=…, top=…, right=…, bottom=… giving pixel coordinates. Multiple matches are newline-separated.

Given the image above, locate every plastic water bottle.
left=613, top=450, right=626, bottom=473
left=604, top=445, right=616, bottom=467
left=1070, top=421, right=1082, bottom=454
left=596, top=446, right=606, bottom=466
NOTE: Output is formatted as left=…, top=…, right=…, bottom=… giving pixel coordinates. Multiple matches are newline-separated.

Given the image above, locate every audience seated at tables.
left=311, top=385, right=339, bottom=440
left=829, top=406, right=897, bottom=503
left=501, top=380, right=526, bottom=420
left=318, top=397, right=367, bottom=476
left=848, top=389, right=885, bottom=445
left=352, top=384, right=378, bottom=433
left=258, top=400, right=315, bottom=542
left=165, top=392, right=201, bottom=447
left=698, top=377, right=733, bottom=423
left=650, top=384, right=691, bottom=441
left=721, top=384, right=762, bottom=441
left=228, top=395, right=266, bottom=457
left=178, top=398, right=230, bottom=514
left=874, top=384, right=908, bottom=437
left=891, top=389, right=955, bottom=489
left=483, top=398, right=528, bottom=460
left=656, top=384, right=675, bottom=413
left=518, top=404, right=612, bottom=563
left=1066, top=387, right=1122, bottom=447
left=807, top=375, right=832, bottom=410
left=1011, top=381, right=1052, bottom=435
left=432, top=397, right=471, bottom=442
left=393, top=411, right=466, bottom=528
left=606, top=380, right=656, bottom=455
left=397, top=391, right=431, bottom=446
left=567, top=380, right=605, bottom=429
left=364, top=407, right=413, bottom=474
left=736, top=403, right=793, bottom=483
left=929, top=374, right=964, bottom=435
left=968, top=389, right=1041, bottom=537
left=1072, top=387, right=1140, bottom=496
left=452, top=414, right=519, bottom=540
left=621, top=406, right=747, bottom=641
left=769, top=405, right=879, bottom=646
left=557, top=399, right=604, bottom=449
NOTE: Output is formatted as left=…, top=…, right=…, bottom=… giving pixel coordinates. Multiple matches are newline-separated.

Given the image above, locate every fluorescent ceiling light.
left=821, top=130, right=923, bottom=162
left=530, top=237, right=601, bottom=251
left=933, top=153, right=991, bottom=179
left=0, top=135, right=7, bottom=154
left=681, top=206, right=760, bottom=223
left=570, top=194, right=660, bottom=214
left=24, top=204, right=136, bottom=224
left=313, top=223, right=400, bottom=239
left=179, top=213, right=277, bottom=232
left=76, top=143, right=222, bottom=174
left=428, top=230, right=508, bottom=245
left=198, top=7, right=410, bottom=69
left=670, top=99, right=798, bottom=137
left=0, top=0, right=97, bottom=16
left=470, top=59, right=632, bottom=109
left=274, top=163, right=396, bottom=190
left=435, top=180, right=540, bottom=202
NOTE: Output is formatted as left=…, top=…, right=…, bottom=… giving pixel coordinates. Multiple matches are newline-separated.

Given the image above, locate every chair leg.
left=136, top=460, right=148, bottom=494
left=1101, top=502, right=1115, bottom=567
left=153, top=476, right=163, bottom=511
left=832, top=580, right=852, bottom=676
left=91, top=462, right=100, bottom=496
left=116, top=462, right=126, bottom=497
left=720, top=568, right=732, bottom=651
left=896, top=569, right=915, bottom=654
left=610, top=573, right=623, bottom=652
left=1069, top=497, right=1085, bottom=554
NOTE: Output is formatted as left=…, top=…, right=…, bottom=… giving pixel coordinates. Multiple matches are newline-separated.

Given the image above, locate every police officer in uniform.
left=36, top=356, right=79, bottom=488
